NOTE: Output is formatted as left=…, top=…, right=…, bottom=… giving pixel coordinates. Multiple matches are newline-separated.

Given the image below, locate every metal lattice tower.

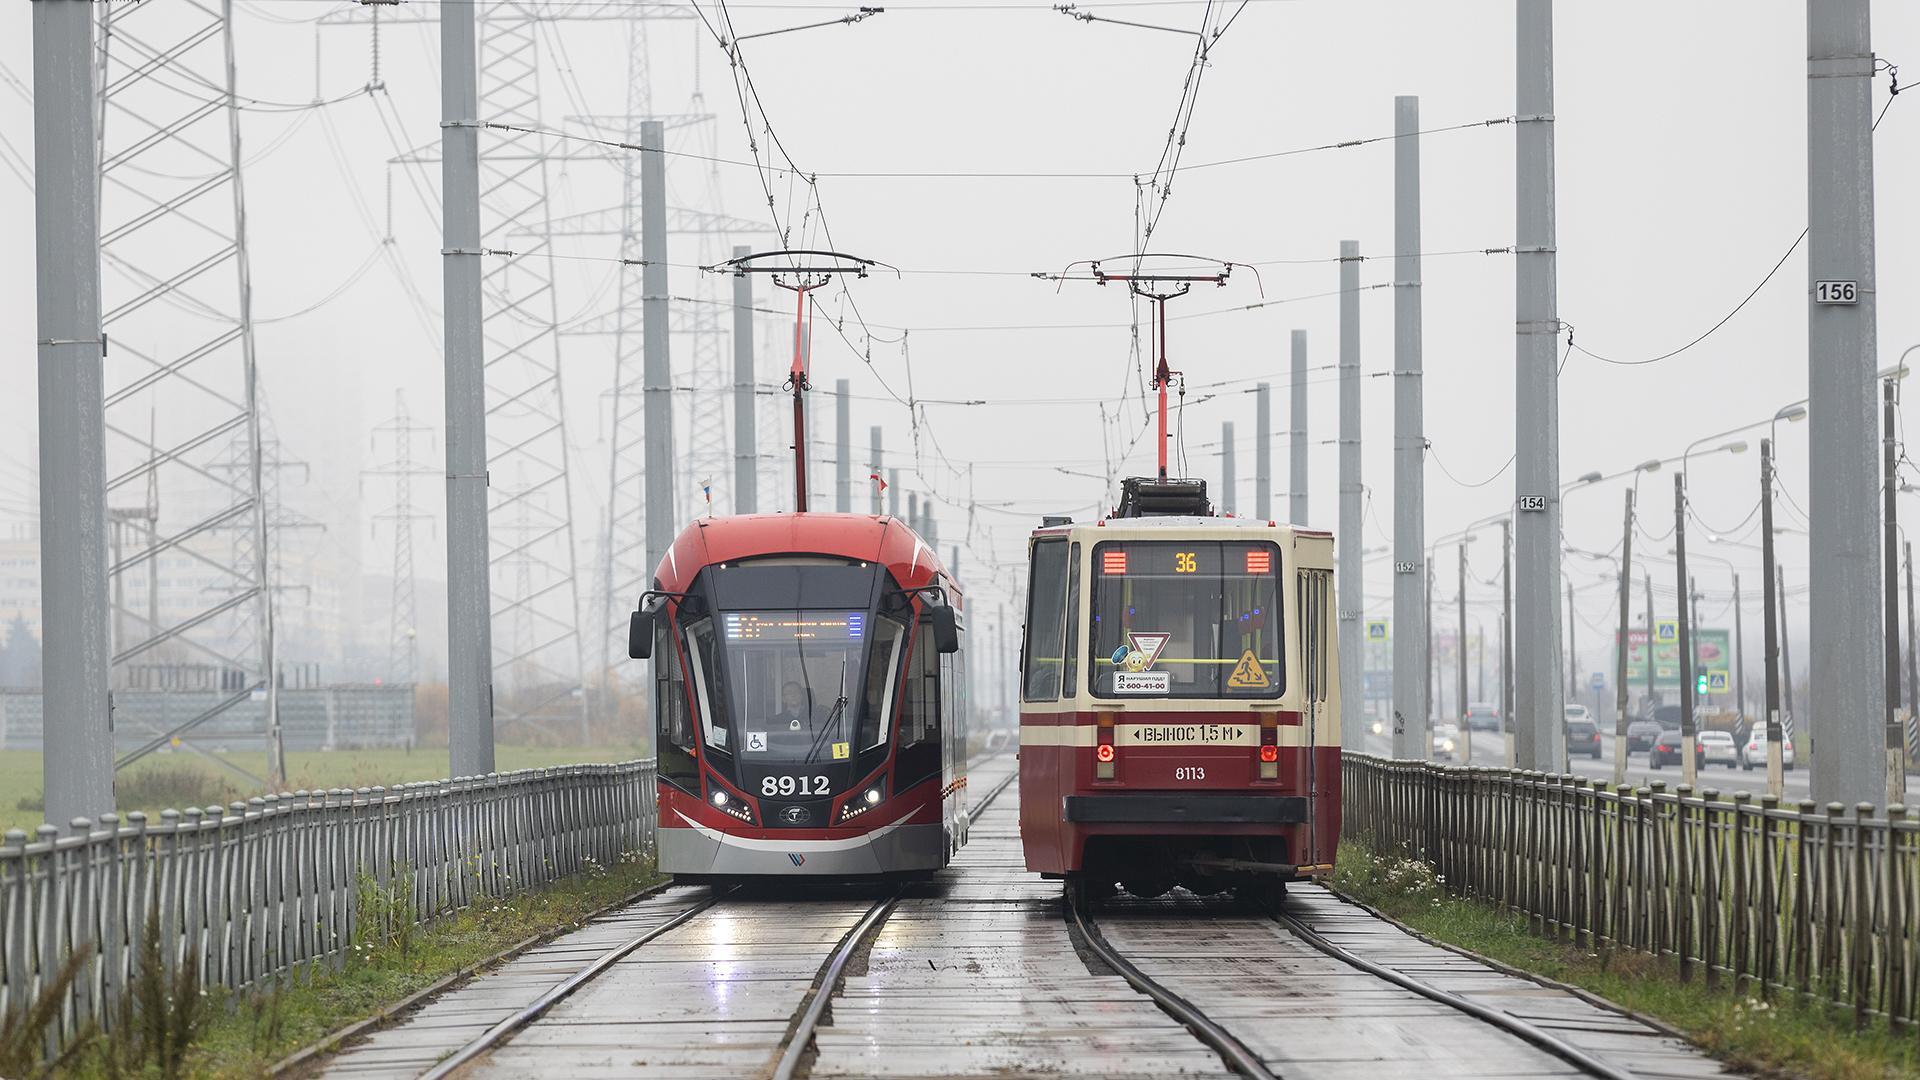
left=364, top=391, right=436, bottom=685
left=472, top=13, right=590, bottom=739
left=534, top=28, right=769, bottom=704
left=93, top=0, right=280, bottom=782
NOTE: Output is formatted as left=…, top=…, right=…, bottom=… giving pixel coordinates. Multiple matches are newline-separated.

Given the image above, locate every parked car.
left=1432, top=722, right=1461, bottom=761
left=1464, top=703, right=1502, bottom=732
left=1626, top=717, right=1665, bottom=752
left=1565, top=717, right=1601, bottom=759
left=1649, top=729, right=1704, bottom=770
left=1698, top=729, right=1739, bottom=767
left=1738, top=731, right=1796, bottom=771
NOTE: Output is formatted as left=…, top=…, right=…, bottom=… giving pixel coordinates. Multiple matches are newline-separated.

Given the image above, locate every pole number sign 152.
left=1814, top=280, right=1858, bottom=304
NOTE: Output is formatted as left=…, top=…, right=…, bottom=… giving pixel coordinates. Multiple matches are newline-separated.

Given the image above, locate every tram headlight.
left=863, top=786, right=883, bottom=806
left=711, top=791, right=729, bottom=808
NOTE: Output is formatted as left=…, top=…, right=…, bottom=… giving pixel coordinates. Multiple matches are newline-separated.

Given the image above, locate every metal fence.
left=1343, top=754, right=1920, bottom=1027
left=0, top=760, right=656, bottom=1037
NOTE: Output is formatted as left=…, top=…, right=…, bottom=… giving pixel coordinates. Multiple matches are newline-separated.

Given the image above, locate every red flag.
left=869, top=473, right=888, bottom=492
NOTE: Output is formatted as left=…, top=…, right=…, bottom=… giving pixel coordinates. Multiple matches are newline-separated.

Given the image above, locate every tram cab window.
left=901, top=617, right=941, bottom=748
left=1023, top=540, right=1069, bottom=701
left=655, top=615, right=697, bottom=784
left=684, top=618, right=733, bottom=753
left=1087, top=540, right=1283, bottom=700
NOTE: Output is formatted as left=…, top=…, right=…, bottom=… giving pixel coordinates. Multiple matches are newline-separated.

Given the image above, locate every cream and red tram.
left=1018, top=479, right=1340, bottom=900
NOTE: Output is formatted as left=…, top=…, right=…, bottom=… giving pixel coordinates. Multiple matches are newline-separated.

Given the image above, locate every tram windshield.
left=1087, top=540, right=1283, bottom=699
left=693, top=610, right=905, bottom=763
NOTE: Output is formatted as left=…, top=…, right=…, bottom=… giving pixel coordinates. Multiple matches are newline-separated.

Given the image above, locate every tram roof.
left=1029, top=515, right=1332, bottom=542
left=653, top=512, right=953, bottom=596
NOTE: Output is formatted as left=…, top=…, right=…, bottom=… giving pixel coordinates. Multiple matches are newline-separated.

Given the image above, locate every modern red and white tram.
left=1019, top=478, right=1340, bottom=900
left=630, top=513, right=971, bottom=879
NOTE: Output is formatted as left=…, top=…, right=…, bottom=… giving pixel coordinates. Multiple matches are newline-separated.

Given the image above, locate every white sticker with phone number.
left=1113, top=671, right=1171, bottom=694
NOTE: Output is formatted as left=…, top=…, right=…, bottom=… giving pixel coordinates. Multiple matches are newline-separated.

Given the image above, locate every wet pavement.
left=317, top=753, right=1742, bottom=1079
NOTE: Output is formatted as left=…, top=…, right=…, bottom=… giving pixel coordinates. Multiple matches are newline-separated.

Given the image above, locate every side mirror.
left=930, top=604, right=960, bottom=654
left=627, top=608, right=655, bottom=659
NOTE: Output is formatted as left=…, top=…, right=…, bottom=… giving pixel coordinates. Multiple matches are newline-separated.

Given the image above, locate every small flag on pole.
left=701, top=479, right=714, bottom=517
left=870, top=473, right=888, bottom=493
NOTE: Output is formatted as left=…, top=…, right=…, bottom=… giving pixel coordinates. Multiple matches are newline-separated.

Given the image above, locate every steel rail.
left=770, top=893, right=902, bottom=1080
left=1268, top=902, right=1637, bottom=1080
left=771, top=760, right=1020, bottom=1080
left=1066, top=896, right=1281, bottom=1080
left=418, top=888, right=725, bottom=1080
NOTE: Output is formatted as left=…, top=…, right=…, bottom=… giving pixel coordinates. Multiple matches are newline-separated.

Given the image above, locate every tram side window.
left=900, top=620, right=941, bottom=748
left=1061, top=543, right=1082, bottom=697
left=1023, top=540, right=1069, bottom=701
left=655, top=617, right=697, bottom=784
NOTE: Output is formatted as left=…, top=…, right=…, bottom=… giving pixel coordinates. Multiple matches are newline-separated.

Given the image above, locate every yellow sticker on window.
left=1227, top=650, right=1270, bottom=689
left=832, top=741, right=851, bottom=760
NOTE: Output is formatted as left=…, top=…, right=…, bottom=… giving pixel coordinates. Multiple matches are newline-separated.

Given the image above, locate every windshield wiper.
left=804, top=694, right=850, bottom=764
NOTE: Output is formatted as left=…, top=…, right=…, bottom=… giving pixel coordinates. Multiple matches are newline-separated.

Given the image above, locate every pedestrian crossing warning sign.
left=1228, top=650, right=1270, bottom=689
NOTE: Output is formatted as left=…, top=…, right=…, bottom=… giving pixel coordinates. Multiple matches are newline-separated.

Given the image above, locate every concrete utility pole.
left=641, top=120, right=675, bottom=579
left=1907, top=542, right=1917, bottom=755
left=733, top=245, right=756, bottom=515
left=1255, top=383, right=1272, bottom=520
left=1291, top=330, right=1308, bottom=526
left=1676, top=476, right=1698, bottom=789
left=1614, top=489, right=1635, bottom=785
left=1457, top=546, right=1468, bottom=738
left=1222, top=422, right=1236, bottom=514
left=35, top=0, right=114, bottom=826
left=1644, top=571, right=1656, bottom=714
left=1338, top=240, right=1363, bottom=754
left=1762, top=438, right=1785, bottom=795
left=1502, top=520, right=1515, bottom=766
left=870, top=427, right=884, bottom=515
left=443, top=0, right=495, bottom=778
left=1884, top=379, right=1905, bottom=805
left=1390, top=96, right=1428, bottom=760
left=1906, top=541, right=1918, bottom=770
left=888, top=468, right=900, bottom=518
left=1514, top=0, right=1566, bottom=773
left=1780, top=565, right=1797, bottom=746
left=1807, top=0, right=1883, bottom=806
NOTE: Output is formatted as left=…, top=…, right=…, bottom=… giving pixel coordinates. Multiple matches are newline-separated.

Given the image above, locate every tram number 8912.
left=761, top=774, right=831, bottom=797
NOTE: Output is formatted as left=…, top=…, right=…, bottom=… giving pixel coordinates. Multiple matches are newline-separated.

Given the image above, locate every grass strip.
left=59, top=854, right=665, bottom=1080
left=1335, top=837, right=1920, bottom=1080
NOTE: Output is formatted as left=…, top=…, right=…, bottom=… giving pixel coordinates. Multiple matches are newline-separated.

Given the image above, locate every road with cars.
left=1360, top=724, right=1817, bottom=802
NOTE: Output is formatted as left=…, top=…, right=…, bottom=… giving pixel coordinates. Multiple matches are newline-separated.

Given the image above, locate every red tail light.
left=1096, top=743, right=1115, bottom=763
left=1257, top=713, right=1279, bottom=778
left=1095, top=716, right=1116, bottom=778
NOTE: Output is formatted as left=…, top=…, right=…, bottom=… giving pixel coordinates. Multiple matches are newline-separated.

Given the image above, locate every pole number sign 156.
left=1814, top=280, right=1858, bottom=304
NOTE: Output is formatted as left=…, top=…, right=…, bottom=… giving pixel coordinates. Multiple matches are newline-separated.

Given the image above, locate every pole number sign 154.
left=1814, top=280, right=1858, bottom=304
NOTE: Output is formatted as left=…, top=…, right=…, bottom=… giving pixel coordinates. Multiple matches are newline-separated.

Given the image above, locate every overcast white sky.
left=2, top=0, right=1916, bottom=684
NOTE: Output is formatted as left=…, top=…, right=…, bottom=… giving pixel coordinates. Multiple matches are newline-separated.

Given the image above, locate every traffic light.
left=1696, top=673, right=1709, bottom=695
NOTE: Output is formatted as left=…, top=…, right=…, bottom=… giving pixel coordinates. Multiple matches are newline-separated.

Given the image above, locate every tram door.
left=1296, top=568, right=1332, bottom=861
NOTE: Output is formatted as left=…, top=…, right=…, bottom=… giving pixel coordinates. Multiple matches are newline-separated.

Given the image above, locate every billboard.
left=1618, top=627, right=1731, bottom=690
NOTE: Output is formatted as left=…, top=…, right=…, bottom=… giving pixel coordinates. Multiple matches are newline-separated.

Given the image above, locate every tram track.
left=1066, top=891, right=1280, bottom=1080
left=774, top=763, right=1021, bottom=1080
left=1074, top=885, right=1651, bottom=1080
left=1264, top=899, right=1638, bottom=1080
left=413, top=756, right=1017, bottom=1080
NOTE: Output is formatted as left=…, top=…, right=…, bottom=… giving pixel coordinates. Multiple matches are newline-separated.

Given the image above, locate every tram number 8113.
left=761, top=774, right=831, bottom=797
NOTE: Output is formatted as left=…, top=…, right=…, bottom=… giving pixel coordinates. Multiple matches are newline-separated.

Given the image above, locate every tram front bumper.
left=660, top=817, right=945, bottom=876
left=1061, top=794, right=1309, bottom=825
